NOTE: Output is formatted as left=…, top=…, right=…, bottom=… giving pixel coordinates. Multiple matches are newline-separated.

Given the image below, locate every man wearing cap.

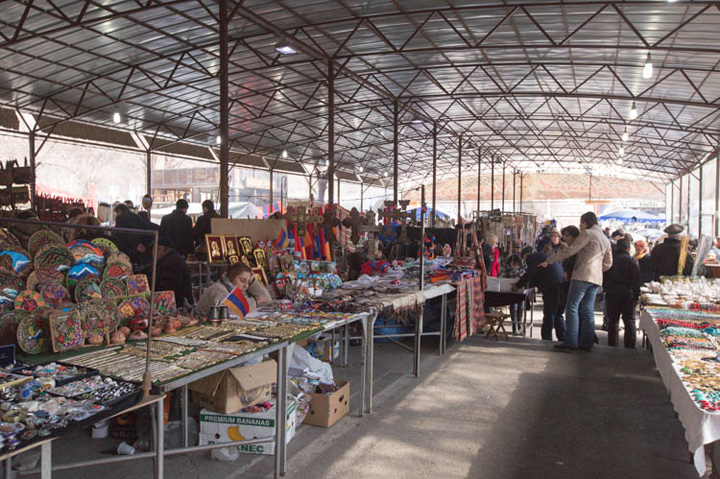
left=650, top=224, right=694, bottom=280
left=153, top=236, right=194, bottom=308
left=160, top=199, right=194, bottom=257
left=513, top=246, right=565, bottom=341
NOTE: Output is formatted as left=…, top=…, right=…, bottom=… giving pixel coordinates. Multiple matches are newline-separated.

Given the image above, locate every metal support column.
left=269, top=168, right=274, bottom=207
left=393, top=100, right=399, bottom=203
left=512, top=170, right=516, bottom=212
left=275, top=346, right=288, bottom=478
left=328, top=61, right=335, bottom=207
left=155, top=396, right=164, bottom=479
left=477, top=147, right=481, bottom=212
left=491, top=155, right=495, bottom=210
left=28, top=130, right=36, bottom=208
left=716, top=155, right=720, bottom=236
left=520, top=173, right=524, bottom=212
left=699, top=166, right=703, bottom=237
left=415, top=185, right=425, bottom=378
left=687, top=175, right=691, bottom=228
left=360, top=183, right=364, bottom=211
left=146, top=149, right=152, bottom=197
left=337, top=176, right=341, bottom=206
left=501, top=160, right=506, bottom=214
left=218, top=0, right=230, bottom=218
left=679, top=177, right=684, bottom=222
left=671, top=179, right=675, bottom=225
left=431, top=122, right=437, bottom=227
left=457, top=135, right=462, bottom=224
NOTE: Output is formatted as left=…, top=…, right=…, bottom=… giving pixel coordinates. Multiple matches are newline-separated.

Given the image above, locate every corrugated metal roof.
left=0, top=0, right=718, bottom=187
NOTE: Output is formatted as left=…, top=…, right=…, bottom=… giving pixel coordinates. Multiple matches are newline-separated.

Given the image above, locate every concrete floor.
left=15, top=311, right=701, bottom=479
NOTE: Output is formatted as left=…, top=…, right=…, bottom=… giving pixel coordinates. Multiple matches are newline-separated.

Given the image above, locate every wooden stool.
left=485, top=312, right=510, bottom=341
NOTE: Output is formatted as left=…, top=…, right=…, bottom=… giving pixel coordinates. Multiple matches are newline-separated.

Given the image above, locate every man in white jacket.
left=540, top=212, right=613, bottom=352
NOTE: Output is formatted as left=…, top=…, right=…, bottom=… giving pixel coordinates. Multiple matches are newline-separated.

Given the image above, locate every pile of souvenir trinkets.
left=648, top=307, right=720, bottom=412
left=0, top=362, right=139, bottom=453
left=643, top=277, right=720, bottom=311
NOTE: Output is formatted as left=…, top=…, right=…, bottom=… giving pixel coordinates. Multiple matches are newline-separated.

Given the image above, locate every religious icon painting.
left=152, top=291, right=177, bottom=316
left=222, top=236, right=241, bottom=264
left=241, top=256, right=252, bottom=269
left=49, top=309, right=84, bottom=353
left=125, top=274, right=149, bottom=296
left=253, top=249, right=269, bottom=272
left=14, top=290, right=46, bottom=313
left=251, top=267, right=268, bottom=286
left=205, top=235, right=224, bottom=263
left=239, top=236, right=254, bottom=257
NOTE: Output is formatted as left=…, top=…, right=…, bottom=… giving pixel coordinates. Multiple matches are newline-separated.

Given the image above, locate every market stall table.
left=640, top=308, right=720, bottom=476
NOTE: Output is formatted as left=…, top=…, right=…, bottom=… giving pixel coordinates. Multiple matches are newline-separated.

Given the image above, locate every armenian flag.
left=222, top=287, right=251, bottom=319
left=276, top=227, right=289, bottom=249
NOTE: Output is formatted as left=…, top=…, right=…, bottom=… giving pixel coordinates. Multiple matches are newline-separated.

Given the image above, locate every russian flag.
left=222, top=287, right=251, bottom=319
left=276, top=227, right=289, bottom=249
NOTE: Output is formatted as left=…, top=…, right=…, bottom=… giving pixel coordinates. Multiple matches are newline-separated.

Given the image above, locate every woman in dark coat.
left=634, top=239, right=653, bottom=284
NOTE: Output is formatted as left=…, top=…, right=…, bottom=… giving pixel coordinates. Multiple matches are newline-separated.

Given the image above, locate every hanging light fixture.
left=629, top=101, right=638, bottom=120
left=216, top=135, right=222, bottom=145
left=113, top=109, right=121, bottom=124
left=617, top=157, right=624, bottom=165
left=622, top=126, right=629, bottom=142
left=282, top=149, right=288, bottom=159
left=275, top=36, right=297, bottom=55
left=619, top=147, right=625, bottom=157
left=643, top=52, right=653, bottom=79
left=358, top=166, right=364, bottom=173
left=384, top=171, right=389, bottom=177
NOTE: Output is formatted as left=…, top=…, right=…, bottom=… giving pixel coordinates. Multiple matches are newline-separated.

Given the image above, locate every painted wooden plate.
left=80, top=302, right=109, bottom=340
left=100, top=277, right=127, bottom=299
left=39, top=283, right=69, bottom=309
left=103, top=261, right=132, bottom=279
left=0, top=310, right=27, bottom=345
left=117, top=296, right=150, bottom=321
left=91, top=237, right=119, bottom=255
left=66, top=263, right=101, bottom=288
left=74, top=279, right=102, bottom=303
left=14, top=290, right=46, bottom=313
left=0, top=273, right=24, bottom=307
left=34, top=245, right=74, bottom=273
left=17, top=310, right=50, bottom=355
left=28, top=230, right=64, bottom=257
left=0, top=249, right=31, bottom=277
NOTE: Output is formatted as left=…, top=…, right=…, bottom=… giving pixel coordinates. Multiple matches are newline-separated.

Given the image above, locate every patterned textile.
left=454, top=280, right=468, bottom=342
left=466, top=277, right=476, bottom=337
left=473, top=275, right=486, bottom=330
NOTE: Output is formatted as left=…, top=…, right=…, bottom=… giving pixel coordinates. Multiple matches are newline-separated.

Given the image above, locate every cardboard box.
left=198, top=398, right=297, bottom=455
left=189, top=360, right=276, bottom=414
left=304, top=380, right=350, bottom=427
left=306, top=335, right=340, bottom=363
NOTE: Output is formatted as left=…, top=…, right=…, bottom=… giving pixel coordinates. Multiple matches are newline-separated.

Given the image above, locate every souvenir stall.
left=640, top=277, right=720, bottom=476
left=0, top=217, right=377, bottom=479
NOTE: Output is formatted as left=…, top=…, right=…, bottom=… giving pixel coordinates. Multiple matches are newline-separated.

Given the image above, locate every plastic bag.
left=210, top=447, right=239, bottom=462
left=289, top=344, right=333, bottom=383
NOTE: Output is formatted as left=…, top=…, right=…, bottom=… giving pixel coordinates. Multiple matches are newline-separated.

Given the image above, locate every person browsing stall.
left=650, top=224, right=694, bottom=280
left=160, top=199, right=194, bottom=257
left=197, top=262, right=272, bottom=317
left=539, top=212, right=613, bottom=352
left=603, top=238, right=641, bottom=348
left=152, top=236, right=194, bottom=308
left=513, top=246, right=564, bottom=342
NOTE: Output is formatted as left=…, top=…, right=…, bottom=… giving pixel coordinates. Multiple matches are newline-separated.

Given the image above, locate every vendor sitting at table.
left=197, top=262, right=272, bottom=316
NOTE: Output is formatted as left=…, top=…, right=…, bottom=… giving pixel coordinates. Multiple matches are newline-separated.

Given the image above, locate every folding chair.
left=484, top=312, right=510, bottom=341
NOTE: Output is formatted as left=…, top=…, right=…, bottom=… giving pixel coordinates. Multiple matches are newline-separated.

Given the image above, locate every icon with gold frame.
left=222, top=236, right=241, bottom=264
left=251, top=267, right=268, bottom=286
left=253, top=249, right=269, bottom=272
left=205, top=235, right=224, bottom=263
left=239, top=236, right=254, bottom=256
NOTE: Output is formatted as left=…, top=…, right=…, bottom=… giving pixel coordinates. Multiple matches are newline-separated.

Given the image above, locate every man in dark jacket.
left=650, top=224, right=694, bottom=280
left=154, top=237, right=194, bottom=308
left=514, top=247, right=564, bottom=341
left=160, top=199, right=194, bottom=257
left=192, top=199, right=219, bottom=248
left=113, top=203, right=154, bottom=263
left=603, top=238, right=641, bottom=348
